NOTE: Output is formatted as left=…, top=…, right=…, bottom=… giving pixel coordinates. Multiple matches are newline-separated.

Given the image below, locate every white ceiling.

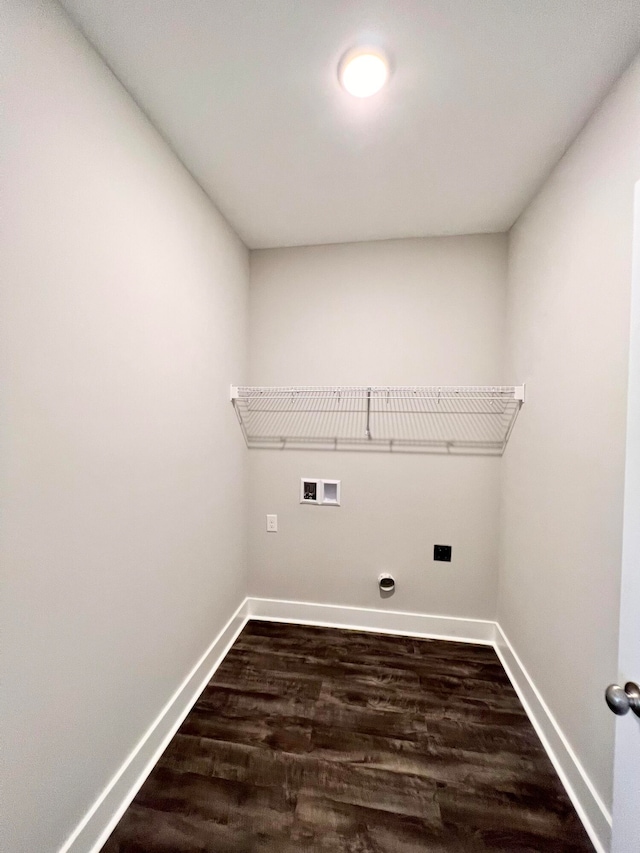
left=60, top=0, right=640, bottom=249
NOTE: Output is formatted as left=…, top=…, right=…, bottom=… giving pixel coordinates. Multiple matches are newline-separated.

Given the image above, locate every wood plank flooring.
left=102, top=621, right=595, bottom=852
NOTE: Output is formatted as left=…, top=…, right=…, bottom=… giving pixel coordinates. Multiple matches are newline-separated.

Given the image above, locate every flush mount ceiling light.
left=339, top=47, right=390, bottom=98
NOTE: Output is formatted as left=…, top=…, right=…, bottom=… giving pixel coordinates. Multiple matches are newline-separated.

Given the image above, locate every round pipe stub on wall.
left=378, top=573, right=395, bottom=594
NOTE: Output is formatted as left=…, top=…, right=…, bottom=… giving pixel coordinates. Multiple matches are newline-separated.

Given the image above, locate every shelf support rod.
left=365, top=387, right=372, bottom=440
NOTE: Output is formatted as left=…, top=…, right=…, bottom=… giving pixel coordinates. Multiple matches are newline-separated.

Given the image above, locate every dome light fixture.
left=339, top=47, right=390, bottom=98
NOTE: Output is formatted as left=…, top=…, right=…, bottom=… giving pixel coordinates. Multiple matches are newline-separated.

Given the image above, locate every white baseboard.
left=494, top=624, right=611, bottom=853
left=249, top=597, right=610, bottom=852
left=246, top=596, right=496, bottom=643
left=59, top=598, right=249, bottom=853
left=58, top=596, right=609, bottom=853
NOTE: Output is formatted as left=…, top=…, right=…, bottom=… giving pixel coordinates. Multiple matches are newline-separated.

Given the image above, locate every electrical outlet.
left=434, top=544, right=452, bottom=562
left=266, top=514, right=278, bottom=532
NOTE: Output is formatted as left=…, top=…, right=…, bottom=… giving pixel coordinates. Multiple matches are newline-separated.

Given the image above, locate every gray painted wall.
left=247, top=235, right=508, bottom=618
left=499, top=54, right=640, bottom=811
left=2, top=0, right=638, bottom=844
left=0, top=2, right=249, bottom=850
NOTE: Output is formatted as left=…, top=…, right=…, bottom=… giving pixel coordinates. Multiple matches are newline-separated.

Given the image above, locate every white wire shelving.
left=230, top=385, right=525, bottom=455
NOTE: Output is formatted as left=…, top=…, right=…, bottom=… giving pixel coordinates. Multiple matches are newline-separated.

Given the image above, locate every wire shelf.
left=231, top=385, right=524, bottom=455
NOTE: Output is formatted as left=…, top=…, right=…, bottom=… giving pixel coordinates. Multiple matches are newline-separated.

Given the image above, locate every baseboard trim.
left=58, top=597, right=610, bottom=853
left=494, top=624, right=611, bottom=853
left=59, top=597, right=250, bottom=853
left=248, top=597, right=610, bottom=853
left=246, top=596, right=496, bottom=644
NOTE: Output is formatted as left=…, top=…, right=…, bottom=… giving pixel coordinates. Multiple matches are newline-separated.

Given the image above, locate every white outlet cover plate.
left=266, top=514, right=278, bottom=532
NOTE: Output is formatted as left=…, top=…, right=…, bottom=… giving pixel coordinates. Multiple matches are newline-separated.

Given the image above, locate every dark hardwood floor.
left=102, top=621, right=594, bottom=852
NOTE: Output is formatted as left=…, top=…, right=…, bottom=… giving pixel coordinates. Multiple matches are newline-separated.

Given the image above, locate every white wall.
left=248, top=235, right=507, bottom=618
left=0, top=2, right=248, bottom=851
left=499, top=54, right=640, bottom=813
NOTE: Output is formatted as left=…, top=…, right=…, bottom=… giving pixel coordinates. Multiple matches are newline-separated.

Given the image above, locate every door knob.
left=605, top=682, right=640, bottom=717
